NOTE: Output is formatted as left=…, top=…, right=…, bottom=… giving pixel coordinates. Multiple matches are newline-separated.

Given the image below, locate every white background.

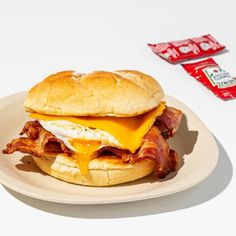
left=0, top=0, right=235, bottom=235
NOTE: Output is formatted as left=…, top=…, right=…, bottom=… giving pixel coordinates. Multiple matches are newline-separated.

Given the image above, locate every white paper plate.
left=0, top=92, right=218, bottom=204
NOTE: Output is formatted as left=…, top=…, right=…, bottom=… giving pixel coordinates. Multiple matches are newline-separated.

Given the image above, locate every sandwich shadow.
left=168, top=114, right=198, bottom=158
left=15, top=155, right=46, bottom=175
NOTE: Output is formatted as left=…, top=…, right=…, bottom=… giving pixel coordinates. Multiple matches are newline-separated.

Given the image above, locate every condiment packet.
left=148, top=34, right=225, bottom=64
left=182, top=58, right=236, bottom=100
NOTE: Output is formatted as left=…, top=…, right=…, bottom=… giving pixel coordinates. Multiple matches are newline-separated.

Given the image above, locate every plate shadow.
left=4, top=137, right=232, bottom=218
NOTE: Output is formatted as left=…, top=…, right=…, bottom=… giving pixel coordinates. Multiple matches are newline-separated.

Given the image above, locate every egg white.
left=39, top=120, right=121, bottom=151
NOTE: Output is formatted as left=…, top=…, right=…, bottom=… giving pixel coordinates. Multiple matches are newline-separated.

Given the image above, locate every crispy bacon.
left=99, top=126, right=179, bottom=178
left=155, top=106, right=182, bottom=139
left=98, top=146, right=129, bottom=157
left=20, top=120, right=42, bottom=139
left=132, top=126, right=178, bottom=177
left=2, top=121, right=73, bottom=157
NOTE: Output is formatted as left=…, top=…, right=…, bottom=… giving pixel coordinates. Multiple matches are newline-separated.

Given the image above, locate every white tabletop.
left=0, top=0, right=235, bottom=235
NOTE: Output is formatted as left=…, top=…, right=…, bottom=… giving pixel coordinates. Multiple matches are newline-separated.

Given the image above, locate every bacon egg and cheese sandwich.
left=3, top=70, right=182, bottom=186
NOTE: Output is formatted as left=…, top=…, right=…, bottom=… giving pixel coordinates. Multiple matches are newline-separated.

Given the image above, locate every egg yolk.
left=70, top=139, right=101, bottom=175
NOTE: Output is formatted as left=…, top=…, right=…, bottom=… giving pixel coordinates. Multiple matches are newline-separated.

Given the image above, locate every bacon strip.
left=155, top=106, right=182, bottom=139
left=99, top=126, right=179, bottom=178
left=2, top=121, right=73, bottom=157
left=132, top=126, right=178, bottom=177
left=98, top=146, right=129, bottom=157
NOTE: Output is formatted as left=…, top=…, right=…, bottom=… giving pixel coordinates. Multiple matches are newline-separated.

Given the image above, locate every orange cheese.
left=30, top=102, right=165, bottom=153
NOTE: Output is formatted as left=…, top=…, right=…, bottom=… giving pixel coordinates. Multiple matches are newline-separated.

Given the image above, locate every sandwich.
left=2, top=70, right=182, bottom=186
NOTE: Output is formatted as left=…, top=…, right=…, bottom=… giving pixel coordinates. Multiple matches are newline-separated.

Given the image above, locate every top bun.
left=24, top=70, right=164, bottom=117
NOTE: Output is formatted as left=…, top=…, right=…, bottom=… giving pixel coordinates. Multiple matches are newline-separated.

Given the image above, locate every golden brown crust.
left=32, top=154, right=156, bottom=186
left=24, top=70, right=164, bottom=117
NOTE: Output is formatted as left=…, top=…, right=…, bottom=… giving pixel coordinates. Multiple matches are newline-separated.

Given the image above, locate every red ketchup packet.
left=182, top=58, right=236, bottom=100
left=148, top=34, right=225, bottom=64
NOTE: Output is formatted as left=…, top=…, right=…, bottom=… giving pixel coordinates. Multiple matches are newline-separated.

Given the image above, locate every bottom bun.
left=32, top=154, right=156, bottom=186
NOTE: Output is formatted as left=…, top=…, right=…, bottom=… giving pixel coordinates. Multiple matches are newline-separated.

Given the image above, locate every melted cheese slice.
left=30, top=102, right=166, bottom=153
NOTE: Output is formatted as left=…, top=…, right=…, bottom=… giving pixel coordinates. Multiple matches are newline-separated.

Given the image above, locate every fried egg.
left=39, top=120, right=121, bottom=152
